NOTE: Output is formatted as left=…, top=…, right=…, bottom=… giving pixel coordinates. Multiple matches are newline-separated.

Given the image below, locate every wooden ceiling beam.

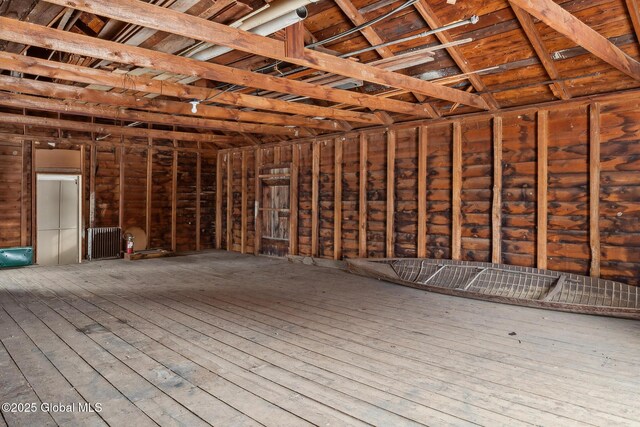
left=0, top=16, right=433, bottom=119
left=511, top=4, right=570, bottom=99
left=413, top=0, right=500, bottom=110
left=510, top=0, right=640, bottom=81
left=332, top=0, right=439, bottom=119
left=625, top=0, right=640, bottom=50
left=0, top=51, right=357, bottom=130
left=0, top=112, right=240, bottom=146
left=0, top=132, right=218, bottom=153
left=0, top=89, right=303, bottom=137
left=43, top=0, right=490, bottom=110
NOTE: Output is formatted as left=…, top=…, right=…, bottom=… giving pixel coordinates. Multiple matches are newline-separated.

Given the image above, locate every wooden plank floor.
left=1, top=251, right=639, bottom=426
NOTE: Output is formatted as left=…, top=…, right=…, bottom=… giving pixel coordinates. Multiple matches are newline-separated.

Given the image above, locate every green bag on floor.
left=0, top=247, right=33, bottom=268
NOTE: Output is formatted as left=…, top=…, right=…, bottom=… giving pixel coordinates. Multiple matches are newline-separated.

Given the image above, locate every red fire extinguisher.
left=124, top=233, right=135, bottom=254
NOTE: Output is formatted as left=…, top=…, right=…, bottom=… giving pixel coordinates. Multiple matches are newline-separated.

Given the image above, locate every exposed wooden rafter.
left=0, top=89, right=301, bottom=136
left=0, top=20, right=399, bottom=122
left=510, top=0, right=640, bottom=81
left=333, top=0, right=440, bottom=118
left=626, top=0, right=640, bottom=50
left=0, top=16, right=440, bottom=119
left=510, top=4, right=571, bottom=99
left=413, top=0, right=500, bottom=110
left=0, top=51, right=361, bottom=129
left=0, top=112, right=239, bottom=145
left=42, top=0, right=491, bottom=110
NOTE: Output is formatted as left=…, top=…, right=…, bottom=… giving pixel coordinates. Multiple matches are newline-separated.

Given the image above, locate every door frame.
left=256, top=165, right=291, bottom=256
left=36, top=173, right=83, bottom=265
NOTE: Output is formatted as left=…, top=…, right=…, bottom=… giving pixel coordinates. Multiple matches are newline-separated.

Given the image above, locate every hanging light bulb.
left=189, top=99, right=200, bottom=114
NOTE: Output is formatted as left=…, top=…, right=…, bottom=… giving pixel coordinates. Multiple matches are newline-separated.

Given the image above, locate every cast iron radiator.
left=87, top=227, right=121, bottom=260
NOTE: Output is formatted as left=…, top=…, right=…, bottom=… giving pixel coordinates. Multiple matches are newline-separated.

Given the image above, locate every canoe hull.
left=347, top=258, right=640, bottom=320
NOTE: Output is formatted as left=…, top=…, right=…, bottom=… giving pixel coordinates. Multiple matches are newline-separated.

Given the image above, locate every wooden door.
left=259, top=167, right=290, bottom=256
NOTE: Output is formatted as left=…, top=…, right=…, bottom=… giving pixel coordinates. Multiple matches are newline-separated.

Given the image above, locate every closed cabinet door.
left=37, top=175, right=80, bottom=266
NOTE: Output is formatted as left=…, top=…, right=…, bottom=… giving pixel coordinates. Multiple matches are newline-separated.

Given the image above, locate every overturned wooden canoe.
left=346, top=258, right=640, bottom=319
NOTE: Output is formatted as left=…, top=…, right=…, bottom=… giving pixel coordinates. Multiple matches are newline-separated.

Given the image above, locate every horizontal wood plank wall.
left=319, top=139, right=335, bottom=258
left=460, top=120, right=493, bottom=263
left=0, top=123, right=216, bottom=259
left=220, top=94, right=640, bottom=286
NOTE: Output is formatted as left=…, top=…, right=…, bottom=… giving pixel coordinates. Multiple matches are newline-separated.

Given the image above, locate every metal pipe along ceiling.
left=188, top=0, right=316, bottom=62
left=191, top=8, right=309, bottom=61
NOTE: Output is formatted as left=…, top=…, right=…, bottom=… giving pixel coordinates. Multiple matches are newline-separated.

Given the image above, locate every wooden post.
left=289, top=145, right=299, bottom=255
left=311, top=141, right=320, bottom=257
left=254, top=148, right=262, bottom=255
left=285, top=21, right=304, bottom=58
left=492, top=116, right=503, bottom=264
left=195, top=149, right=201, bottom=251
left=359, top=133, right=368, bottom=257
left=417, top=126, right=428, bottom=258
left=31, top=140, right=37, bottom=259
left=226, top=152, right=233, bottom=250
left=215, top=152, right=223, bottom=249
left=118, top=133, right=125, bottom=231
left=145, top=126, right=152, bottom=248
left=241, top=150, right=248, bottom=254
left=90, top=144, right=97, bottom=228
left=386, top=130, right=396, bottom=258
left=334, top=137, right=343, bottom=260
left=19, top=108, right=27, bottom=247
left=80, top=143, right=85, bottom=256
left=537, top=110, right=549, bottom=270
left=589, top=103, right=601, bottom=277
left=20, top=141, right=27, bottom=246
left=171, top=138, right=178, bottom=252
left=274, top=146, right=281, bottom=164
left=451, top=122, right=462, bottom=260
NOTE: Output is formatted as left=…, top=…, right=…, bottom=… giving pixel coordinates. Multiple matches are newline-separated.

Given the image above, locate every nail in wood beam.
left=254, top=148, right=263, bottom=255
left=359, top=133, right=368, bottom=257
left=452, top=122, right=462, bottom=260
left=492, top=116, right=503, bottom=264
left=241, top=150, right=248, bottom=254
left=196, top=151, right=201, bottom=251
left=537, top=110, right=549, bottom=270
left=417, top=126, right=428, bottom=258
left=290, top=145, right=299, bottom=256
left=589, top=103, right=601, bottom=277
left=215, top=152, right=223, bottom=249
left=311, top=141, right=320, bottom=257
left=334, top=137, right=343, bottom=260
left=226, top=152, right=233, bottom=250
left=386, top=130, right=396, bottom=258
